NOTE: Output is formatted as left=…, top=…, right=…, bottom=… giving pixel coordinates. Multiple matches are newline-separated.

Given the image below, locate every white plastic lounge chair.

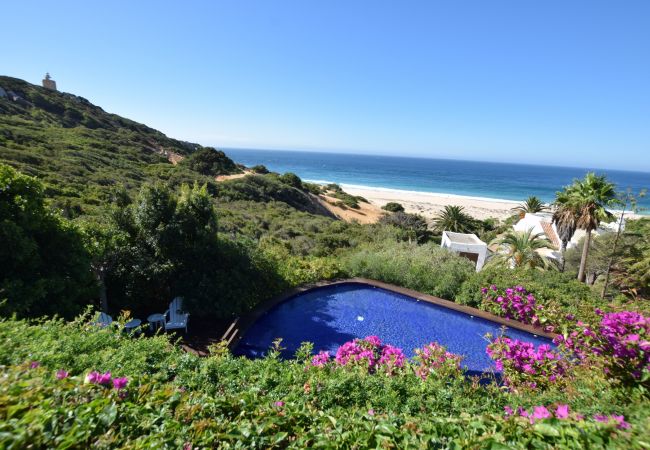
left=164, top=309, right=189, bottom=333
left=96, top=312, right=113, bottom=327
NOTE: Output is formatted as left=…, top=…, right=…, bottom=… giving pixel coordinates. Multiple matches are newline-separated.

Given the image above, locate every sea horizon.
left=224, top=148, right=650, bottom=213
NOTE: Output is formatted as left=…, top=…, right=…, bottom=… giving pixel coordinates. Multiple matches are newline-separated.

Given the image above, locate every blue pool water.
left=234, top=283, right=553, bottom=373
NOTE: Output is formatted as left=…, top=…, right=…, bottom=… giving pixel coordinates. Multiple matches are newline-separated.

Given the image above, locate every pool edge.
left=223, top=278, right=558, bottom=350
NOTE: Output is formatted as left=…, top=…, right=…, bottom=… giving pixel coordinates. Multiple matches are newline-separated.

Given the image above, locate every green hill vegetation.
left=1, top=75, right=649, bottom=446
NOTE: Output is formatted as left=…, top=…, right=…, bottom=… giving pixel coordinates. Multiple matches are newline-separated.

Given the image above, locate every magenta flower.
left=610, top=415, right=631, bottom=430
left=594, top=414, right=630, bottom=430
left=85, top=370, right=112, bottom=385
left=532, top=406, right=551, bottom=420
left=98, top=371, right=112, bottom=385
left=311, top=351, right=330, bottom=367
left=56, top=370, right=69, bottom=380
left=503, top=406, right=514, bottom=416
left=274, top=401, right=284, bottom=407
left=364, top=335, right=382, bottom=347
left=29, top=361, right=40, bottom=369
left=85, top=371, right=101, bottom=384
left=368, top=408, right=375, bottom=416
left=112, top=377, right=128, bottom=390
left=555, top=404, right=569, bottom=419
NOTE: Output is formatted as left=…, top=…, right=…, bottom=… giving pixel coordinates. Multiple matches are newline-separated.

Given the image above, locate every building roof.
left=444, top=231, right=485, bottom=246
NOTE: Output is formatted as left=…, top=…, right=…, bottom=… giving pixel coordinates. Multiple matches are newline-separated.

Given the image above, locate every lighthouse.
left=42, top=73, right=57, bottom=91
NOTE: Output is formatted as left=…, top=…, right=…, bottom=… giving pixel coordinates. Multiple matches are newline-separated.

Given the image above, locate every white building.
left=441, top=231, right=488, bottom=271
left=513, top=212, right=624, bottom=260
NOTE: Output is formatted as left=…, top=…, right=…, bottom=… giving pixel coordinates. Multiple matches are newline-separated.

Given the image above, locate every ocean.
left=224, top=148, right=650, bottom=212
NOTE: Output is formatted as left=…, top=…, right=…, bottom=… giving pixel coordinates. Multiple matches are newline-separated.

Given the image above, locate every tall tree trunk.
left=560, top=241, right=568, bottom=272
left=578, top=230, right=592, bottom=282
left=96, top=269, right=108, bottom=312
left=601, top=209, right=626, bottom=299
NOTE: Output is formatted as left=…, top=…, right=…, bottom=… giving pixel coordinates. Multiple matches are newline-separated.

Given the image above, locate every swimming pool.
left=233, top=282, right=553, bottom=373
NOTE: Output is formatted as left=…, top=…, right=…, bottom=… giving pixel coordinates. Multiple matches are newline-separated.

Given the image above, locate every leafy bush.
left=481, top=285, right=543, bottom=326
left=382, top=201, right=405, bottom=213
left=487, top=337, right=567, bottom=390
left=342, top=241, right=475, bottom=299
left=0, top=316, right=645, bottom=448
left=554, top=310, right=650, bottom=388
left=378, top=211, right=432, bottom=243
left=457, top=266, right=601, bottom=322
left=250, top=164, right=269, bottom=174
left=278, top=172, right=303, bottom=189
left=262, top=245, right=343, bottom=286
left=217, top=175, right=330, bottom=216
left=180, top=147, right=241, bottom=176
left=0, top=164, right=96, bottom=318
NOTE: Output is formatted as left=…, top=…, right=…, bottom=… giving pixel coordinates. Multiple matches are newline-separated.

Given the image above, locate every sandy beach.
left=341, top=185, right=527, bottom=221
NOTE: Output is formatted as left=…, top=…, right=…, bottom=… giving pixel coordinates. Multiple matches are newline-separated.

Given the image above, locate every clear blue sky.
left=2, top=1, right=649, bottom=171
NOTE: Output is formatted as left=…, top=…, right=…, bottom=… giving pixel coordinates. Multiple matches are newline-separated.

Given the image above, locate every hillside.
left=0, top=76, right=240, bottom=216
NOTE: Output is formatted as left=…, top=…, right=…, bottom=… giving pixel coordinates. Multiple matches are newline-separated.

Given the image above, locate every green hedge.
left=342, top=241, right=475, bottom=299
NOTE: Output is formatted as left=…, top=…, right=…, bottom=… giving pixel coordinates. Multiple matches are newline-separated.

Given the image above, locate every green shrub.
left=382, top=202, right=405, bottom=213
left=0, top=164, right=96, bottom=318
left=0, top=316, right=645, bottom=448
left=278, top=172, right=303, bottom=189
left=250, top=164, right=269, bottom=174
left=457, top=266, right=603, bottom=322
left=342, top=241, right=475, bottom=299
left=180, top=147, right=241, bottom=176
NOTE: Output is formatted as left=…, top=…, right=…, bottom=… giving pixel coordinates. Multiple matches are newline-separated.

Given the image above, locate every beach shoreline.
left=322, top=183, right=643, bottom=222
left=339, top=184, right=519, bottom=221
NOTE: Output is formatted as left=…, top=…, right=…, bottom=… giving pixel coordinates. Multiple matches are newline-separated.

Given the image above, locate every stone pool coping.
left=221, top=278, right=557, bottom=349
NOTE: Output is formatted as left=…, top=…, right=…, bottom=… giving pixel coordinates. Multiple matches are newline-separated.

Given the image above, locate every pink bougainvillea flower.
left=364, top=335, right=382, bottom=347
left=368, top=408, right=375, bottom=416
left=532, top=406, right=551, bottom=421
left=274, top=401, right=284, bottom=407
left=85, top=370, right=112, bottom=385
left=503, top=406, right=514, bottom=416
left=85, top=371, right=101, bottom=384
left=112, top=377, right=128, bottom=390
left=594, top=414, right=630, bottom=430
left=555, top=404, right=569, bottom=419
left=610, top=415, right=631, bottom=430
left=56, top=370, right=69, bottom=380
left=311, top=351, right=330, bottom=367
left=97, top=371, right=112, bottom=385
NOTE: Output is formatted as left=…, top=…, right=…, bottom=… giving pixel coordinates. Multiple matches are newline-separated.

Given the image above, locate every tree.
left=0, top=164, right=96, bottom=318
left=552, top=191, right=577, bottom=272
left=489, top=228, right=555, bottom=270
left=181, top=147, right=240, bottom=176
left=511, top=196, right=547, bottom=218
left=106, top=182, right=219, bottom=316
left=433, top=205, right=477, bottom=233
left=600, top=189, right=646, bottom=298
left=80, top=221, right=124, bottom=313
left=559, top=173, right=619, bottom=282
left=379, top=212, right=431, bottom=244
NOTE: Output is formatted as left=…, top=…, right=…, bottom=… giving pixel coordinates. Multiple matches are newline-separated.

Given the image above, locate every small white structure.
left=441, top=231, right=488, bottom=271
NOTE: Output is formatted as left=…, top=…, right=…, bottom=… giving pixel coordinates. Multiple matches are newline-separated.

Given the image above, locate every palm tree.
left=511, top=196, right=547, bottom=218
left=489, top=228, right=556, bottom=270
left=433, top=205, right=476, bottom=233
left=552, top=191, right=577, bottom=272
left=560, top=173, right=618, bottom=282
